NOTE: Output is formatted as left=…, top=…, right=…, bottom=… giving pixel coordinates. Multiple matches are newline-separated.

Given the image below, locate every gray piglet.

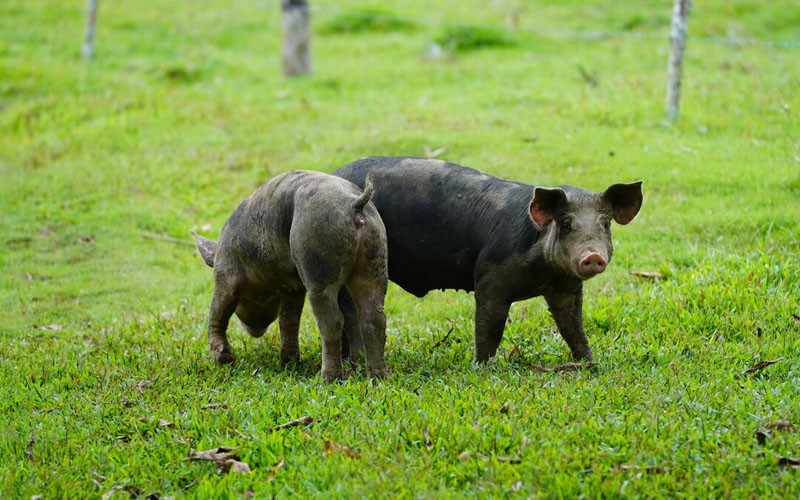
left=193, top=170, right=388, bottom=383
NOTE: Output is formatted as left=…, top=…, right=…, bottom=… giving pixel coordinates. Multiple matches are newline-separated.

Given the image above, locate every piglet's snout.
left=579, top=253, right=607, bottom=277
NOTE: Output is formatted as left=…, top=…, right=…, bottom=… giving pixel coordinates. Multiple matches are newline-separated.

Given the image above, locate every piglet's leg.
left=207, top=285, right=238, bottom=365
left=338, top=288, right=364, bottom=363
left=545, top=288, right=593, bottom=361
left=279, top=289, right=305, bottom=365
left=308, top=287, right=345, bottom=383
left=473, top=291, right=512, bottom=362
left=348, top=280, right=387, bottom=379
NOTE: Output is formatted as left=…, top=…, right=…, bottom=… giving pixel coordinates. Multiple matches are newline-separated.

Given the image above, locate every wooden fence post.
left=665, top=0, right=691, bottom=122
left=281, top=0, right=312, bottom=77
left=82, top=0, right=99, bottom=59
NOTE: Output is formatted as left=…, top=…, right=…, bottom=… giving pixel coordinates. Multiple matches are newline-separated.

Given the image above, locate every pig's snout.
left=578, top=253, right=607, bottom=278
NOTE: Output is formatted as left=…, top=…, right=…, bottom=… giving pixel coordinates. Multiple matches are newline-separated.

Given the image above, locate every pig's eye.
left=602, top=220, right=611, bottom=231
left=560, top=218, right=572, bottom=232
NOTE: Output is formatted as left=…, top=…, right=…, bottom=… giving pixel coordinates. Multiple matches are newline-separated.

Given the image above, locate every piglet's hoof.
left=572, top=349, right=594, bottom=362
left=280, top=350, right=301, bottom=366
left=368, top=366, right=388, bottom=379
left=321, top=369, right=344, bottom=384
left=212, top=346, right=236, bottom=365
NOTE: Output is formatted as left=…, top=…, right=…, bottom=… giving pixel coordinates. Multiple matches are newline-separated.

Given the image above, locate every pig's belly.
left=387, top=254, right=475, bottom=297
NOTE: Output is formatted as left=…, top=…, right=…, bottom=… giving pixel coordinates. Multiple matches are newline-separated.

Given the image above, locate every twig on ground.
left=433, top=325, right=455, bottom=348
left=141, top=233, right=194, bottom=247
left=269, top=416, right=315, bottom=432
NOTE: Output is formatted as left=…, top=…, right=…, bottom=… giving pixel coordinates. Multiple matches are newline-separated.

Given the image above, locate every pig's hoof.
left=572, top=349, right=594, bottom=362
left=214, top=349, right=236, bottom=365
left=280, top=351, right=301, bottom=366
left=345, top=350, right=365, bottom=365
left=321, top=369, right=344, bottom=384
left=368, top=366, right=388, bottom=379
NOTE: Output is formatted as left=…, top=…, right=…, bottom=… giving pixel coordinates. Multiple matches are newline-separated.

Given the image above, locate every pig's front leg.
left=473, top=290, right=512, bottom=362
left=279, top=289, right=305, bottom=365
left=545, top=287, right=593, bottom=361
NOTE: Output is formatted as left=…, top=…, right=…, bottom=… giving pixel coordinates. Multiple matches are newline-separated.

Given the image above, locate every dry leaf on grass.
left=245, top=489, right=255, bottom=499
left=532, top=362, right=597, bottom=373
left=553, top=362, right=597, bottom=372
left=31, top=324, right=62, bottom=331
left=124, top=485, right=142, bottom=497
left=324, top=440, right=359, bottom=459
left=777, top=456, right=800, bottom=468
left=617, top=464, right=665, bottom=473
left=756, top=429, right=769, bottom=445
left=766, top=420, right=796, bottom=431
left=100, top=484, right=141, bottom=499
left=201, top=403, right=228, bottom=410
left=476, top=453, right=520, bottom=464
left=743, top=358, right=784, bottom=374
left=136, top=417, right=175, bottom=428
left=101, top=485, right=125, bottom=499
left=267, top=459, right=285, bottom=482
left=25, top=435, right=36, bottom=461
left=631, top=271, right=665, bottom=280
left=270, top=416, right=314, bottom=432
left=186, top=446, right=237, bottom=462
left=136, top=380, right=154, bottom=390
left=423, top=428, right=432, bottom=451
left=792, top=314, right=800, bottom=326
left=458, top=451, right=470, bottom=461
left=185, top=447, right=251, bottom=475
left=218, top=459, right=251, bottom=475
left=506, top=345, right=519, bottom=361
left=499, top=401, right=510, bottom=414
left=520, top=436, right=531, bottom=454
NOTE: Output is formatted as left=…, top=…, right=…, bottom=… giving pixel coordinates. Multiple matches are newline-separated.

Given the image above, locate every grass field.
left=2, top=0, right=800, bottom=497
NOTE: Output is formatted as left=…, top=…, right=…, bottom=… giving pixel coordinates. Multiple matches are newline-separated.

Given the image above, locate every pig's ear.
left=603, top=181, right=643, bottom=225
left=529, top=187, right=567, bottom=227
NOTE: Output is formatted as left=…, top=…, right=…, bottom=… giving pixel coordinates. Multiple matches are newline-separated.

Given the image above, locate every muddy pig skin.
left=334, top=157, right=642, bottom=363
left=192, top=170, right=388, bottom=383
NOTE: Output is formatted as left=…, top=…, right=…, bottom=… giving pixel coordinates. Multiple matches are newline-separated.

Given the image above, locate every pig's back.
left=334, top=157, right=537, bottom=297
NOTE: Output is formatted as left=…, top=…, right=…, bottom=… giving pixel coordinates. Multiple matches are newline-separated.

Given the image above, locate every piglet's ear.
left=529, top=187, right=567, bottom=227
left=603, top=181, right=643, bottom=225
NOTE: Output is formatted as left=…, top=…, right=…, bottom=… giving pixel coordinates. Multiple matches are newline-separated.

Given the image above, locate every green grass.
left=434, top=24, right=518, bottom=52
left=2, top=0, right=800, bottom=497
left=318, top=8, right=418, bottom=35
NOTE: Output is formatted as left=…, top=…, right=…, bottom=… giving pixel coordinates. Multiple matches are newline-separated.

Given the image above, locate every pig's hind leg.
left=338, top=289, right=365, bottom=363
left=307, top=286, right=346, bottom=383
left=278, top=289, right=305, bottom=365
left=346, top=277, right=387, bottom=378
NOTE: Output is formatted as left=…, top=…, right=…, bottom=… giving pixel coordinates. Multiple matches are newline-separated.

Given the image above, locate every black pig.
left=334, top=157, right=642, bottom=362
left=193, top=171, right=388, bottom=382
